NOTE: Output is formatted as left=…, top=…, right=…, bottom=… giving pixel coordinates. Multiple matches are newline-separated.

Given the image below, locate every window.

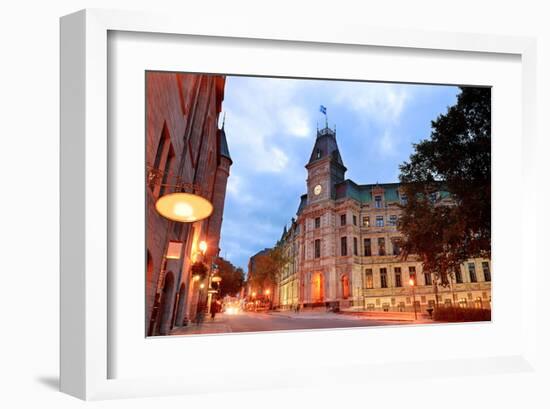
left=374, top=195, right=382, bottom=208
left=380, top=268, right=388, bottom=288
left=468, top=263, right=477, bottom=282
left=365, top=269, right=374, bottom=289
left=314, top=217, right=320, bottom=229
left=353, top=215, right=357, bottom=226
left=174, top=222, right=183, bottom=239
left=314, top=239, right=321, bottom=259
left=429, top=192, right=438, bottom=203
left=388, top=215, right=398, bottom=226
left=151, top=126, right=175, bottom=196
left=159, top=147, right=174, bottom=197
left=340, top=236, right=348, bottom=256
left=409, top=266, right=416, bottom=282
left=394, top=267, right=402, bottom=287
left=362, top=216, right=370, bottom=227
left=353, top=237, right=358, bottom=256
left=400, top=194, right=408, bottom=206
left=391, top=238, right=401, bottom=256
left=455, top=268, right=463, bottom=284
left=424, top=272, right=432, bottom=286
left=376, top=215, right=384, bottom=227
left=482, top=261, right=491, bottom=281
left=364, top=238, right=372, bottom=256
left=316, top=148, right=321, bottom=159
left=378, top=238, right=386, bottom=256
left=340, top=214, right=346, bottom=226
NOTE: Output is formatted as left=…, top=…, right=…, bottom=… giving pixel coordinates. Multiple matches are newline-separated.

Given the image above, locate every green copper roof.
left=336, top=180, right=402, bottom=203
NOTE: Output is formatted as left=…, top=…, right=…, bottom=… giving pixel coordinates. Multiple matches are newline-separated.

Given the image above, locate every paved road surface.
left=171, top=311, right=412, bottom=336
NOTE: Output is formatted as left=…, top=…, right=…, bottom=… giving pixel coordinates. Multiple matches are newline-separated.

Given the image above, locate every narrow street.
left=170, top=310, right=419, bottom=336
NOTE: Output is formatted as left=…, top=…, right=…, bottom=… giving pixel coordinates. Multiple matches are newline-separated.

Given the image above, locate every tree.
left=215, top=257, right=244, bottom=297
left=398, top=87, right=491, bottom=284
left=247, top=245, right=288, bottom=292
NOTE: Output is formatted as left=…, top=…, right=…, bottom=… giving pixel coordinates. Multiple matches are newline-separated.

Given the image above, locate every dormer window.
left=316, top=148, right=322, bottom=159
left=374, top=195, right=382, bottom=208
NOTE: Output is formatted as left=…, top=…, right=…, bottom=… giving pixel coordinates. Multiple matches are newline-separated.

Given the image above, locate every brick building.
left=273, top=125, right=491, bottom=312
left=146, top=72, right=232, bottom=336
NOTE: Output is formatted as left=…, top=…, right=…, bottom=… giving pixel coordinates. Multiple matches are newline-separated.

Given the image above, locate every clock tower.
left=305, top=125, right=346, bottom=204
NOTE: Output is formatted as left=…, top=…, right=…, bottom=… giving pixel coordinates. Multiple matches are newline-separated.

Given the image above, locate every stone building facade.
left=274, top=126, right=491, bottom=312
left=146, top=72, right=232, bottom=336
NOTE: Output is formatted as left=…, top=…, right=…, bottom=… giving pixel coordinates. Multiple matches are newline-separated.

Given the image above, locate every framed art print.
left=60, top=9, right=539, bottom=400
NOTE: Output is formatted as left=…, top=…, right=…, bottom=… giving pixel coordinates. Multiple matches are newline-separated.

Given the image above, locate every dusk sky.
left=219, top=76, right=460, bottom=271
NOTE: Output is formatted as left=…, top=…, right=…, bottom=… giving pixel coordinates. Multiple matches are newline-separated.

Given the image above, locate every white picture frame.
left=60, top=8, right=539, bottom=401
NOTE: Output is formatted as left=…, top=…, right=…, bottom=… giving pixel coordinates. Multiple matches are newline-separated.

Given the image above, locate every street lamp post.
left=265, top=289, right=271, bottom=310
left=251, top=291, right=257, bottom=311
left=409, top=277, right=417, bottom=320
left=194, top=240, right=208, bottom=322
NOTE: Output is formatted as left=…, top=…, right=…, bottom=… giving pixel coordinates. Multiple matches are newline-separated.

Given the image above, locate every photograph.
left=145, top=72, right=492, bottom=337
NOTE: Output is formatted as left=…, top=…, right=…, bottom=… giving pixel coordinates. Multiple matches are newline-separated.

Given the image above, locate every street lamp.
left=199, top=240, right=208, bottom=255
left=409, top=277, right=417, bottom=320
left=155, top=192, right=213, bottom=223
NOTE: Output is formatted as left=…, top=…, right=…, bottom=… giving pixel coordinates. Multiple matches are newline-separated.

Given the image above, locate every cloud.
left=281, top=106, right=311, bottom=137
left=377, top=129, right=398, bottom=156
left=331, top=82, right=411, bottom=125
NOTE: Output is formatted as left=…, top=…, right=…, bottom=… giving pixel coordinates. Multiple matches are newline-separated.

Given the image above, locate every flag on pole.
left=319, top=105, right=327, bottom=115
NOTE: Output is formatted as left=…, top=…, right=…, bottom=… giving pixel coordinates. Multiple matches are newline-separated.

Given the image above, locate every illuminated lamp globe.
left=155, top=192, right=213, bottom=223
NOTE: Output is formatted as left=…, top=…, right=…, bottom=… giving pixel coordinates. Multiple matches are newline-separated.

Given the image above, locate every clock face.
left=313, top=184, right=322, bottom=196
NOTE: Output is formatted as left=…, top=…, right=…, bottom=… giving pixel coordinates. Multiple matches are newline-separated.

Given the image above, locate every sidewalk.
left=269, top=309, right=433, bottom=323
left=339, top=309, right=433, bottom=323
left=267, top=310, right=366, bottom=320
left=170, top=318, right=232, bottom=335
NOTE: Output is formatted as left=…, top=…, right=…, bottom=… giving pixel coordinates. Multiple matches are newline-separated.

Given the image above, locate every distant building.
left=246, top=248, right=272, bottom=294
left=274, top=125, right=491, bottom=312
left=146, top=72, right=232, bottom=335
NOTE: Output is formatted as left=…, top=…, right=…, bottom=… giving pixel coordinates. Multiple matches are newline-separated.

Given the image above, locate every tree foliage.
left=215, top=257, right=244, bottom=297
left=398, top=87, right=491, bottom=282
left=190, top=261, right=208, bottom=280
left=247, top=246, right=288, bottom=291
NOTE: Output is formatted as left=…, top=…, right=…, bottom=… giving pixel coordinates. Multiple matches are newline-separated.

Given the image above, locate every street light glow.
left=199, top=240, right=207, bottom=254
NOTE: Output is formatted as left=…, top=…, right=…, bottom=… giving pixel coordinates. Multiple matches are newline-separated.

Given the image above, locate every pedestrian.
left=211, top=299, right=220, bottom=320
